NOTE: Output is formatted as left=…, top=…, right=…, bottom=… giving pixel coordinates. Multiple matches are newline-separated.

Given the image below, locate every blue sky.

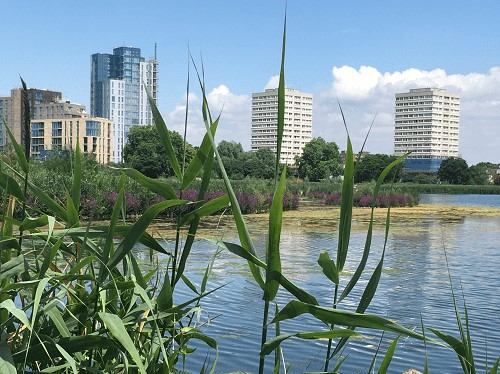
left=1, top=1, right=499, bottom=164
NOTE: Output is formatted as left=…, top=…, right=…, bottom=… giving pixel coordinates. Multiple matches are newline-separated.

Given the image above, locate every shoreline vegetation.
left=144, top=202, right=500, bottom=236
left=2, top=15, right=498, bottom=373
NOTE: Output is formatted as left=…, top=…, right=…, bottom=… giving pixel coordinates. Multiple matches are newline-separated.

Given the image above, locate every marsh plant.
left=0, top=13, right=498, bottom=374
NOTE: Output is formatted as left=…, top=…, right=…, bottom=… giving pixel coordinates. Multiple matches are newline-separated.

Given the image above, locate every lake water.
left=420, top=193, right=500, bottom=208
left=169, top=195, right=500, bottom=373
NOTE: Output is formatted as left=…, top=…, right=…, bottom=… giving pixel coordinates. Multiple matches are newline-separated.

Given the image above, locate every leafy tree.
left=413, top=173, right=438, bottom=184
left=295, top=137, right=341, bottom=182
left=354, top=154, right=403, bottom=183
left=468, top=162, right=496, bottom=185
left=437, top=157, right=470, bottom=184
left=245, top=147, right=276, bottom=179
left=214, top=140, right=245, bottom=179
left=123, top=125, right=194, bottom=178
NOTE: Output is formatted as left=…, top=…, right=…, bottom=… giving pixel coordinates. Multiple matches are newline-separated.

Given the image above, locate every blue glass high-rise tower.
left=91, top=46, right=158, bottom=162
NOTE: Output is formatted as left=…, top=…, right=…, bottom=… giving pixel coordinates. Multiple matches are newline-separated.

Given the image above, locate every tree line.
left=122, top=125, right=499, bottom=185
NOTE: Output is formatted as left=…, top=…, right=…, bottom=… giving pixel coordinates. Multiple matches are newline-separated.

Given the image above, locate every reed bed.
left=0, top=11, right=498, bottom=374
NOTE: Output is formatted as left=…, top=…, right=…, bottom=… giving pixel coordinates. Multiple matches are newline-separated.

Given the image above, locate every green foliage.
left=296, top=137, right=341, bottom=181
left=385, top=182, right=500, bottom=195
left=123, top=125, right=195, bottom=178
left=354, top=153, right=403, bottom=183
left=468, top=162, right=497, bottom=185
left=438, top=157, right=470, bottom=185
left=214, top=141, right=277, bottom=180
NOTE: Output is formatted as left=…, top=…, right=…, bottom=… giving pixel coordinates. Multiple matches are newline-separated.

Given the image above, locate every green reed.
left=2, top=9, right=498, bottom=374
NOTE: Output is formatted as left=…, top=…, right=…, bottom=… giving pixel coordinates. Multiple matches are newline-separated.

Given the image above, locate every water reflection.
left=160, top=214, right=500, bottom=373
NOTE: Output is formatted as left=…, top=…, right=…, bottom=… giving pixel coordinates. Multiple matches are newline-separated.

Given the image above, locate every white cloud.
left=161, top=68, right=500, bottom=165
left=163, top=84, right=251, bottom=149
left=315, top=66, right=500, bottom=164
left=264, top=75, right=280, bottom=90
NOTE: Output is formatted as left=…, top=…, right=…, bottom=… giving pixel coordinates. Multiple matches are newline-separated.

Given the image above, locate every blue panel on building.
left=403, top=158, right=443, bottom=172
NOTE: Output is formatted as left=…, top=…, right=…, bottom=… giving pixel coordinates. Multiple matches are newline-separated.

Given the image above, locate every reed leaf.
left=27, top=181, right=67, bottom=221
left=39, top=238, right=63, bottom=279
left=0, top=255, right=27, bottom=282
left=428, top=328, right=467, bottom=359
left=489, top=357, right=500, bottom=374
left=0, top=335, right=16, bottom=374
left=105, top=199, right=186, bottom=275
left=376, top=336, right=399, bottom=374
left=261, top=329, right=359, bottom=356
left=66, top=191, right=79, bottom=228
left=100, top=174, right=126, bottom=280
left=119, top=168, right=177, bottom=200
left=99, top=312, right=147, bottom=373
left=273, top=300, right=423, bottom=340
left=216, top=240, right=318, bottom=305
left=193, top=65, right=264, bottom=289
left=0, top=171, right=24, bottom=201
left=181, top=120, right=219, bottom=190
left=71, top=139, right=81, bottom=213
left=336, top=137, right=354, bottom=272
left=2, top=119, right=29, bottom=175
left=54, top=343, right=78, bottom=374
left=264, top=167, right=286, bottom=301
left=145, top=87, right=182, bottom=182
left=338, top=153, right=409, bottom=303
left=275, top=12, right=286, bottom=180
left=175, top=145, right=216, bottom=285
left=317, top=251, right=339, bottom=285
left=179, top=194, right=229, bottom=226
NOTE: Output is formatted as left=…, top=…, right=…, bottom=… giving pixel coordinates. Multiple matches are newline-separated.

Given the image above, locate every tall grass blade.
left=181, top=120, right=218, bottom=190
left=0, top=171, right=24, bottom=200
left=71, top=139, right=81, bottom=213
left=98, top=174, right=126, bottom=284
left=264, top=167, right=286, bottom=301
left=99, top=312, right=147, bottom=373
left=489, top=357, right=500, bottom=374
left=0, top=255, right=27, bottom=282
left=66, top=192, right=79, bottom=227
left=275, top=11, right=286, bottom=179
left=273, top=300, right=423, bottom=340
left=20, top=78, right=31, bottom=161
left=317, top=251, right=339, bottom=285
left=120, top=168, right=177, bottom=200
left=179, top=194, right=229, bottom=226
left=105, top=199, right=186, bottom=274
left=421, top=315, right=429, bottom=374
left=0, top=335, right=16, bottom=374
left=175, top=144, right=216, bottom=285
left=145, top=87, right=182, bottom=182
left=27, top=181, right=68, bottom=221
left=2, top=119, right=29, bottom=175
left=261, top=329, right=359, bottom=356
left=39, top=238, right=63, bottom=278
left=216, top=240, right=318, bottom=304
left=336, top=137, right=354, bottom=272
left=376, top=337, right=399, bottom=374
left=338, top=153, right=409, bottom=303
left=54, top=344, right=78, bottom=374
left=191, top=61, right=264, bottom=289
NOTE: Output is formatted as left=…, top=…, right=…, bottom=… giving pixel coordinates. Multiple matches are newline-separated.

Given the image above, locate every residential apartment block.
left=0, top=88, right=62, bottom=150
left=394, top=88, right=460, bottom=172
left=31, top=117, right=113, bottom=164
left=90, top=46, right=158, bottom=163
left=251, top=88, right=312, bottom=165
